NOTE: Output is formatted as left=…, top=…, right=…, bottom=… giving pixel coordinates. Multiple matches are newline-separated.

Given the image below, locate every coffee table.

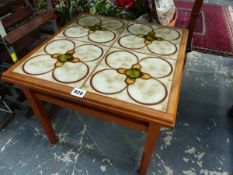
left=1, top=14, right=188, bottom=175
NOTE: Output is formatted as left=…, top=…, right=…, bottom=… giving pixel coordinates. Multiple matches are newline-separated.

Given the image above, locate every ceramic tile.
left=14, top=37, right=109, bottom=88
left=83, top=48, right=176, bottom=112
left=113, top=22, right=183, bottom=59
left=56, top=14, right=128, bottom=47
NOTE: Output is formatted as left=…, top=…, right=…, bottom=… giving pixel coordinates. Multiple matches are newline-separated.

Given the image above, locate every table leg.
left=22, top=88, right=58, bottom=144
left=139, top=123, right=160, bottom=175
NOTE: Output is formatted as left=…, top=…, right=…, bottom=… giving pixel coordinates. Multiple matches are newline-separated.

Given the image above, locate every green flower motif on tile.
left=58, top=54, right=73, bottom=62
left=126, top=69, right=141, bottom=79
left=138, top=31, right=164, bottom=45
left=86, top=24, right=107, bottom=33
left=117, top=64, right=151, bottom=85
left=51, top=50, right=80, bottom=67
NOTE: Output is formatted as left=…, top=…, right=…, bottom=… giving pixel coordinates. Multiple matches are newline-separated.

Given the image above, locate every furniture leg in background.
left=0, top=95, right=14, bottom=129
left=187, top=0, right=203, bottom=52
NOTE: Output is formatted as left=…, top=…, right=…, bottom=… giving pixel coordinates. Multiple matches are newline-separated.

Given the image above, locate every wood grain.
left=139, top=122, right=161, bottom=175
left=35, top=92, right=149, bottom=132
left=166, top=29, right=189, bottom=125
left=2, top=7, right=32, bottom=30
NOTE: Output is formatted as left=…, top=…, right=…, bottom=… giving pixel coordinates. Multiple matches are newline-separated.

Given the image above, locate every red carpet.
left=175, top=1, right=233, bottom=57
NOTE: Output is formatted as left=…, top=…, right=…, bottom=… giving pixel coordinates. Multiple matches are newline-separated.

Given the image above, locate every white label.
left=71, top=88, right=86, bottom=98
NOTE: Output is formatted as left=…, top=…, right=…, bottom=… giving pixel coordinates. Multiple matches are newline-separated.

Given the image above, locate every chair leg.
left=187, top=0, right=203, bottom=51
left=186, top=46, right=192, bottom=53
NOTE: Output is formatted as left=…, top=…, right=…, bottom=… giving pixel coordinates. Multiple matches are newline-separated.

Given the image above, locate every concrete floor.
left=0, top=0, right=233, bottom=175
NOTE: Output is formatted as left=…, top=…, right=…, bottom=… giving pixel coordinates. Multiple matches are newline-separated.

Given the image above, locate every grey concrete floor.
left=1, top=0, right=233, bottom=175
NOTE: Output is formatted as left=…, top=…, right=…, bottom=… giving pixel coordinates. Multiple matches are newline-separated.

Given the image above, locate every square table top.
left=2, top=14, right=188, bottom=127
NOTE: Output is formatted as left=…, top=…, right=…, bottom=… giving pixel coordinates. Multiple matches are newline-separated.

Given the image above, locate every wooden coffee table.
left=1, top=14, right=188, bottom=175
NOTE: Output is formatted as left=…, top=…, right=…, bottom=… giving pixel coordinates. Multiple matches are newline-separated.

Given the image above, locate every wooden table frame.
left=1, top=17, right=189, bottom=174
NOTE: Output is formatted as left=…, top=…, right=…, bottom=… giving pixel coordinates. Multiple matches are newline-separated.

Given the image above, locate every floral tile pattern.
left=113, top=22, right=182, bottom=59
left=56, top=14, right=127, bottom=47
left=14, top=37, right=109, bottom=88
left=13, top=14, right=184, bottom=112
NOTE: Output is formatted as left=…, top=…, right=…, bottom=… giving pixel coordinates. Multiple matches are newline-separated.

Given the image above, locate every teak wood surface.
left=1, top=15, right=189, bottom=175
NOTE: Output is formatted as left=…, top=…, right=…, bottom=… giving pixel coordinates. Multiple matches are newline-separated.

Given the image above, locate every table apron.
left=34, top=91, right=150, bottom=132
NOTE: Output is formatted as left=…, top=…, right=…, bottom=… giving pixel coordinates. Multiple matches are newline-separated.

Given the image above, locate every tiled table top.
left=13, top=14, right=185, bottom=112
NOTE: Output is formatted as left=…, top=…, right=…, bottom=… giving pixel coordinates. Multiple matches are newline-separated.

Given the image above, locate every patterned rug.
left=175, top=1, right=233, bottom=57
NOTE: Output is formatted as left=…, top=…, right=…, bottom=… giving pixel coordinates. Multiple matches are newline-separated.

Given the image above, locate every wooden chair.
left=0, top=0, right=57, bottom=125
left=0, top=0, right=57, bottom=63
